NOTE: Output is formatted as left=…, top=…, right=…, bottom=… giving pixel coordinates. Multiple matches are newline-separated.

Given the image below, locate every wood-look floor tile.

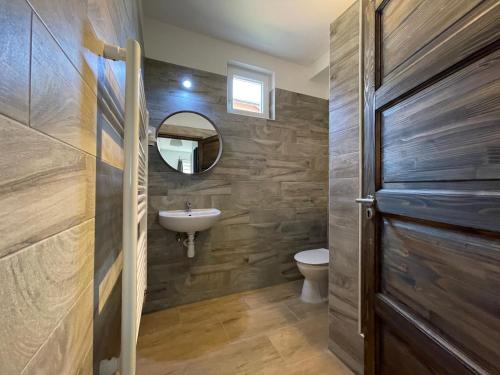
left=139, top=307, right=180, bottom=337
left=220, top=303, right=298, bottom=340
left=231, top=350, right=353, bottom=375
left=183, top=335, right=284, bottom=375
left=137, top=283, right=347, bottom=375
left=285, top=298, right=328, bottom=320
left=267, top=316, right=329, bottom=365
left=242, top=280, right=302, bottom=309
left=136, top=356, right=185, bottom=375
left=177, top=293, right=249, bottom=324
left=284, top=350, right=353, bottom=375
left=137, top=319, right=228, bottom=363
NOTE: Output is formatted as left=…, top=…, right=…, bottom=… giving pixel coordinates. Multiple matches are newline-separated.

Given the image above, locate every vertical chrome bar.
left=122, top=38, right=141, bottom=375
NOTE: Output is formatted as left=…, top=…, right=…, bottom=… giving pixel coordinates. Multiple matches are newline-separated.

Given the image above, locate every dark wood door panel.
left=364, top=0, right=500, bottom=372
left=380, top=0, right=482, bottom=80
left=381, top=47, right=500, bottom=183
left=376, top=0, right=500, bottom=109
left=199, top=135, right=219, bottom=170
left=380, top=323, right=435, bottom=375
left=376, top=295, right=483, bottom=374
left=376, top=189, right=500, bottom=232
left=380, top=217, right=500, bottom=373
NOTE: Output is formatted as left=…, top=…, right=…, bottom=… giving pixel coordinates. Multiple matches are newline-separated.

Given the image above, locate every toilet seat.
left=294, top=248, right=329, bottom=266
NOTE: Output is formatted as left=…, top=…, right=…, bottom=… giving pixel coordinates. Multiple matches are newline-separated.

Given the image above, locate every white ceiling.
left=142, top=0, right=355, bottom=66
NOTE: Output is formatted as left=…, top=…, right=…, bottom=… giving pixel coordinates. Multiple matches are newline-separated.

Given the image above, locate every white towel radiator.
left=100, top=39, right=148, bottom=375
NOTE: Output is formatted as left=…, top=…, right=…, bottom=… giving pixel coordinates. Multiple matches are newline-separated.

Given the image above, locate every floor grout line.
left=218, top=316, right=232, bottom=343
left=283, top=300, right=302, bottom=322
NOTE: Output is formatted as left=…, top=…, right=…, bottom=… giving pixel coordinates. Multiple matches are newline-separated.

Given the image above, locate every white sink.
left=158, top=208, right=221, bottom=258
left=159, top=208, right=221, bottom=232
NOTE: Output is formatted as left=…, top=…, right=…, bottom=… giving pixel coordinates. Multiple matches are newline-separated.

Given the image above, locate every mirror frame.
left=156, top=111, right=223, bottom=175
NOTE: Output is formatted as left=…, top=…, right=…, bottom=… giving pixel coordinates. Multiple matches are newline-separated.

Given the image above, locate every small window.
left=227, top=62, right=274, bottom=119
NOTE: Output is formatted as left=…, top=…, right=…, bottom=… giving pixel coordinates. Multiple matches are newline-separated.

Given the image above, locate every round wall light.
left=182, top=79, right=192, bottom=89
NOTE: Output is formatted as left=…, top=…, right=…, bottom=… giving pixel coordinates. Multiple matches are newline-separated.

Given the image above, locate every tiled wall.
left=328, top=1, right=364, bottom=373
left=144, top=59, right=329, bottom=312
left=0, top=0, right=140, bottom=373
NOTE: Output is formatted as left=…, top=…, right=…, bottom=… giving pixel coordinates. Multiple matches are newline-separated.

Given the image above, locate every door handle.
left=356, top=195, right=376, bottom=220
left=355, top=195, right=375, bottom=206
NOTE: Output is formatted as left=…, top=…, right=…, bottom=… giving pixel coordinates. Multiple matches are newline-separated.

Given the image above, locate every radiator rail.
left=100, top=39, right=148, bottom=375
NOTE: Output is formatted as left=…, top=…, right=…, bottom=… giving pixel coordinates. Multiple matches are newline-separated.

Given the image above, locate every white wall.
left=143, top=18, right=329, bottom=99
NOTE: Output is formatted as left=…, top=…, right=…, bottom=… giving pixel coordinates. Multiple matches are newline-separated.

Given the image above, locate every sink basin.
left=159, top=208, right=221, bottom=233
left=158, top=208, right=221, bottom=258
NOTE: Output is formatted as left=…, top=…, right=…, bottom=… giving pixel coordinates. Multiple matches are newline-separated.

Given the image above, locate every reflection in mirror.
left=156, top=112, right=222, bottom=174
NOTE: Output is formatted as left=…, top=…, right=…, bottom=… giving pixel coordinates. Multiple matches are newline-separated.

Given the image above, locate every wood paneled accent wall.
left=144, top=59, right=329, bottom=312
left=328, top=1, right=364, bottom=373
left=0, top=0, right=140, bottom=373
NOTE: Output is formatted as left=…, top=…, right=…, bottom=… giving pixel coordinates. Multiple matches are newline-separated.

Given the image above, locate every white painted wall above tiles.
left=142, top=18, right=329, bottom=99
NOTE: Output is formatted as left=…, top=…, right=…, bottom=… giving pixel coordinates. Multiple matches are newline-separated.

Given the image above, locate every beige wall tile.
left=0, top=114, right=96, bottom=257
left=28, top=0, right=101, bottom=93
left=0, top=0, right=31, bottom=124
left=0, top=219, right=94, bottom=374
left=21, top=282, right=93, bottom=374
left=31, top=16, right=98, bottom=157
left=28, top=0, right=140, bottom=98
left=93, top=158, right=125, bottom=370
left=328, top=1, right=364, bottom=372
left=0, top=0, right=140, bottom=373
left=77, top=346, right=93, bottom=375
left=98, top=115, right=124, bottom=169
left=98, top=250, right=123, bottom=313
left=76, top=348, right=94, bottom=375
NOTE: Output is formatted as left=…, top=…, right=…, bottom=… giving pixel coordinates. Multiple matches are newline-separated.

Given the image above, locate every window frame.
left=227, top=62, right=273, bottom=119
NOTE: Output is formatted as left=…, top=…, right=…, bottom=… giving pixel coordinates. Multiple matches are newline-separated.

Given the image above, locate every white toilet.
left=294, top=248, right=329, bottom=304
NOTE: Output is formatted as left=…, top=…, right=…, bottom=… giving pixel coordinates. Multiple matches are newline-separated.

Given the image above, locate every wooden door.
left=198, top=135, right=220, bottom=171
left=361, top=0, right=500, bottom=373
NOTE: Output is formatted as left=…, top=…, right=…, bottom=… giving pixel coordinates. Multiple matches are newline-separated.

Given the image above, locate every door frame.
left=361, top=0, right=377, bottom=374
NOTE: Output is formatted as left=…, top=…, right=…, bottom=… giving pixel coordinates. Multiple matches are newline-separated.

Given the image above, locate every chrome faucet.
left=185, top=201, right=192, bottom=213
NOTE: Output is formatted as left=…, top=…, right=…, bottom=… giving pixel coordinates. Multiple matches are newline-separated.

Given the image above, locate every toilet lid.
left=294, top=248, right=329, bottom=265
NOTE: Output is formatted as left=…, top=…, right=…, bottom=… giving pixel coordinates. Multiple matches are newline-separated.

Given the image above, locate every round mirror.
left=156, top=111, right=222, bottom=174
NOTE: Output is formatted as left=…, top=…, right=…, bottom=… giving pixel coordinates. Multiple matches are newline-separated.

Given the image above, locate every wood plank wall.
left=0, top=0, right=140, bottom=373
left=144, top=59, right=329, bottom=312
left=328, top=1, right=364, bottom=373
